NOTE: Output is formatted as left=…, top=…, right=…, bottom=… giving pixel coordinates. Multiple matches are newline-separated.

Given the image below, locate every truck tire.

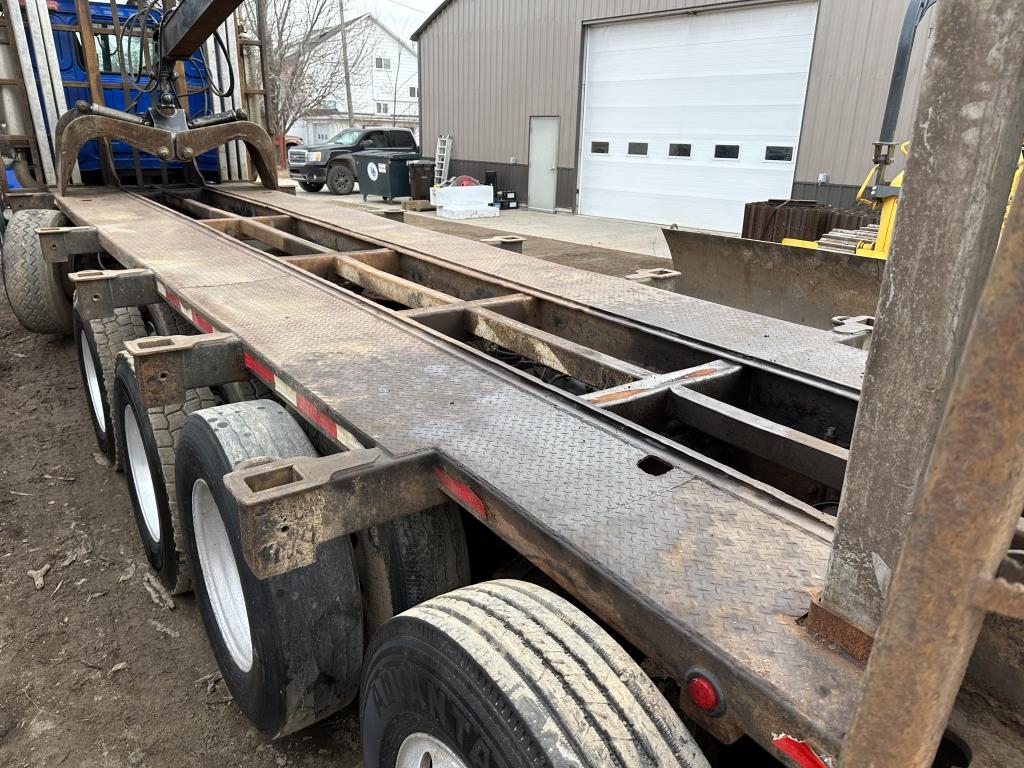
left=176, top=400, right=363, bottom=736
left=74, top=303, right=147, bottom=469
left=299, top=181, right=324, bottom=193
left=141, top=301, right=193, bottom=337
left=354, top=504, right=470, bottom=640
left=2, top=208, right=73, bottom=334
left=327, top=165, right=355, bottom=195
left=114, top=354, right=219, bottom=593
left=141, top=301, right=270, bottom=405
left=361, top=580, right=710, bottom=768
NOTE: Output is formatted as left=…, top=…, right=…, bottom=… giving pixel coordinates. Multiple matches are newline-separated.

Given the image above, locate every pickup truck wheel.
left=360, top=580, right=710, bottom=768
left=327, top=165, right=355, bottom=195
left=74, top=302, right=147, bottom=469
left=299, top=181, right=324, bottom=193
left=176, top=400, right=363, bottom=736
left=2, top=208, right=73, bottom=334
left=114, top=354, right=219, bottom=593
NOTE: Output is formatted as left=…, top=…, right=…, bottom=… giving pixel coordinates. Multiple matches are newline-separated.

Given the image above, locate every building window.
left=374, top=56, right=391, bottom=70
left=668, top=143, right=691, bottom=158
left=376, top=102, right=389, bottom=114
left=714, top=144, right=740, bottom=159
left=590, top=141, right=609, bottom=154
left=628, top=142, right=648, bottom=156
left=409, top=86, right=418, bottom=97
left=765, top=145, right=794, bottom=161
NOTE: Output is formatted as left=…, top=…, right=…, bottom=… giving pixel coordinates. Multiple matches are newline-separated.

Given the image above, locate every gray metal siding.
left=419, top=0, right=933, bottom=196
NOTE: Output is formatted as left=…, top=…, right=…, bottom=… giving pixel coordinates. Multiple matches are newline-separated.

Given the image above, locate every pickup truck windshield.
left=331, top=129, right=362, bottom=145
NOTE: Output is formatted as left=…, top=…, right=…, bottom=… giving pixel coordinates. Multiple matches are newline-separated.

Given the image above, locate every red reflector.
left=433, top=467, right=487, bottom=519
left=243, top=352, right=274, bottom=384
left=192, top=312, right=213, bottom=333
left=295, top=393, right=338, bottom=440
left=687, top=675, right=720, bottom=713
left=772, top=736, right=829, bottom=768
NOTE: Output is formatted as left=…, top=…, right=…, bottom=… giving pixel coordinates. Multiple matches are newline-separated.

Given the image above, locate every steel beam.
left=479, top=235, right=525, bottom=253
left=666, top=385, right=848, bottom=490
left=840, top=134, right=1024, bottom=768
left=822, top=0, right=1024, bottom=631
left=69, top=269, right=161, bottom=319
left=37, top=225, right=99, bottom=263
left=465, top=306, right=654, bottom=389
left=224, top=449, right=445, bottom=578
left=122, top=332, right=246, bottom=408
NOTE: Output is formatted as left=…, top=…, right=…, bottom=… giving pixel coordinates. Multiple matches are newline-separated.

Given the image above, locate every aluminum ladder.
left=433, top=134, right=451, bottom=185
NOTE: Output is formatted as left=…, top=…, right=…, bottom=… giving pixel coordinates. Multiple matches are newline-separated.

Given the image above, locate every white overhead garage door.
left=578, top=3, right=818, bottom=233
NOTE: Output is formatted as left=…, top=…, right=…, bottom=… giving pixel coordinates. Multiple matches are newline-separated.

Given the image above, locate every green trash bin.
left=353, top=151, right=421, bottom=201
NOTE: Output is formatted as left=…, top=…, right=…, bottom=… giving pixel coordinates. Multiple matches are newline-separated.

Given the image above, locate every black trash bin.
left=353, top=151, right=420, bottom=201
left=408, top=159, right=435, bottom=200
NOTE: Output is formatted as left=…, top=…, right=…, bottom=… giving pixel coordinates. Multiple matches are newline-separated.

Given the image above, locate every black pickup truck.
left=287, top=126, right=419, bottom=195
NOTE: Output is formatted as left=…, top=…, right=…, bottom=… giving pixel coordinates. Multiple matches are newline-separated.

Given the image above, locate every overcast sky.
left=348, top=0, right=442, bottom=42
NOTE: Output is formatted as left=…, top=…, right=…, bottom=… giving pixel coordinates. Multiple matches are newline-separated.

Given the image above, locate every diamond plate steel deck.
left=220, top=185, right=867, bottom=395
left=56, top=188, right=862, bottom=755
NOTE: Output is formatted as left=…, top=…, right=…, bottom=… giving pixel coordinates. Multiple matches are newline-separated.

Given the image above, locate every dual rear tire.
left=361, top=580, right=710, bottom=768
left=175, top=401, right=363, bottom=735
left=113, top=354, right=219, bottom=593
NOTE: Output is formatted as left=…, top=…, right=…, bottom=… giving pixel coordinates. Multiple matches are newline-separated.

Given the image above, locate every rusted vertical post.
left=821, top=0, right=1024, bottom=630
left=74, top=0, right=117, bottom=185
left=106, top=0, right=143, bottom=186
left=840, top=154, right=1024, bottom=768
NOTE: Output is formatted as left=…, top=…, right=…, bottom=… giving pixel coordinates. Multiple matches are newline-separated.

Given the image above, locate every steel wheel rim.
left=396, top=733, right=468, bottom=768
left=123, top=404, right=161, bottom=542
left=81, top=330, right=105, bottom=435
left=192, top=478, right=253, bottom=672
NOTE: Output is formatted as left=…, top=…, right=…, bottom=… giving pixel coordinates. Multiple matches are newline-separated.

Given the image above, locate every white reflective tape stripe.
left=333, top=426, right=363, bottom=450
left=275, top=379, right=297, bottom=407
left=156, top=283, right=167, bottom=297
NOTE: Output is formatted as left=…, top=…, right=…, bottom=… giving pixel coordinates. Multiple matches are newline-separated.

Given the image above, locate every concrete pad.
left=290, top=185, right=724, bottom=259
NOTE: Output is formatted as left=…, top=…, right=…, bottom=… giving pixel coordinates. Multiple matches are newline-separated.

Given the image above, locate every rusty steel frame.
left=56, top=184, right=855, bottom=754
left=30, top=1, right=1024, bottom=761
left=154, top=188, right=861, bottom=457
left=69, top=268, right=162, bottom=319
left=840, top=158, right=1024, bottom=768
left=822, top=0, right=1024, bottom=634
left=122, top=332, right=247, bottom=408
left=51, top=173, right=1024, bottom=763
left=223, top=448, right=446, bottom=579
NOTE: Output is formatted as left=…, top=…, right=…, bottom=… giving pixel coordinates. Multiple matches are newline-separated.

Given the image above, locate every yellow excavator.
left=782, top=141, right=1022, bottom=260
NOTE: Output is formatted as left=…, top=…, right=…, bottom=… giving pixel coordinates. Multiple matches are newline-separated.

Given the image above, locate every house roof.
left=411, top=1, right=454, bottom=42
left=313, top=12, right=417, bottom=56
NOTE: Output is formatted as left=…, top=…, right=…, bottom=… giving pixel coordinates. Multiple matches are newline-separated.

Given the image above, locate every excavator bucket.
left=661, top=228, right=885, bottom=330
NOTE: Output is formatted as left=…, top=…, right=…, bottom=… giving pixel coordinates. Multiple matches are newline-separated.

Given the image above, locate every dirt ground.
left=0, top=210, right=666, bottom=768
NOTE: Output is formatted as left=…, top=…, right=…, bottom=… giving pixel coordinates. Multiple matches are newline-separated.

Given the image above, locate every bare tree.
left=380, top=47, right=417, bottom=126
left=241, top=0, right=375, bottom=135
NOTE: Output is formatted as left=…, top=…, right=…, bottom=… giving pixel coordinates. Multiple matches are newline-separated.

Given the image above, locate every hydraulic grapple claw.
left=55, top=103, right=279, bottom=195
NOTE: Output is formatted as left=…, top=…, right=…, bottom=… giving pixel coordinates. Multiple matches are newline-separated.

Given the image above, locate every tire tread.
left=2, top=209, right=72, bottom=334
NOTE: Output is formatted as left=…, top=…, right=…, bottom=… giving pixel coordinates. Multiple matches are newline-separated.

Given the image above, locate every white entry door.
left=528, top=116, right=559, bottom=212
left=578, top=2, right=818, bottom=232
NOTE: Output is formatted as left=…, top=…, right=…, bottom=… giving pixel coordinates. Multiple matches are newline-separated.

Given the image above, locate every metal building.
left=412, top=0, right=934, bottom=232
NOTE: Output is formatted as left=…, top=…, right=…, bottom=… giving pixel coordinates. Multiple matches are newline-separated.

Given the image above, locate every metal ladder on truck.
left=433, top=134, right=451, bottom=185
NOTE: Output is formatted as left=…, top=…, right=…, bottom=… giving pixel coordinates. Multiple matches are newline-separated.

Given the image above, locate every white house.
left=293, top=13, right=419, bottom=144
